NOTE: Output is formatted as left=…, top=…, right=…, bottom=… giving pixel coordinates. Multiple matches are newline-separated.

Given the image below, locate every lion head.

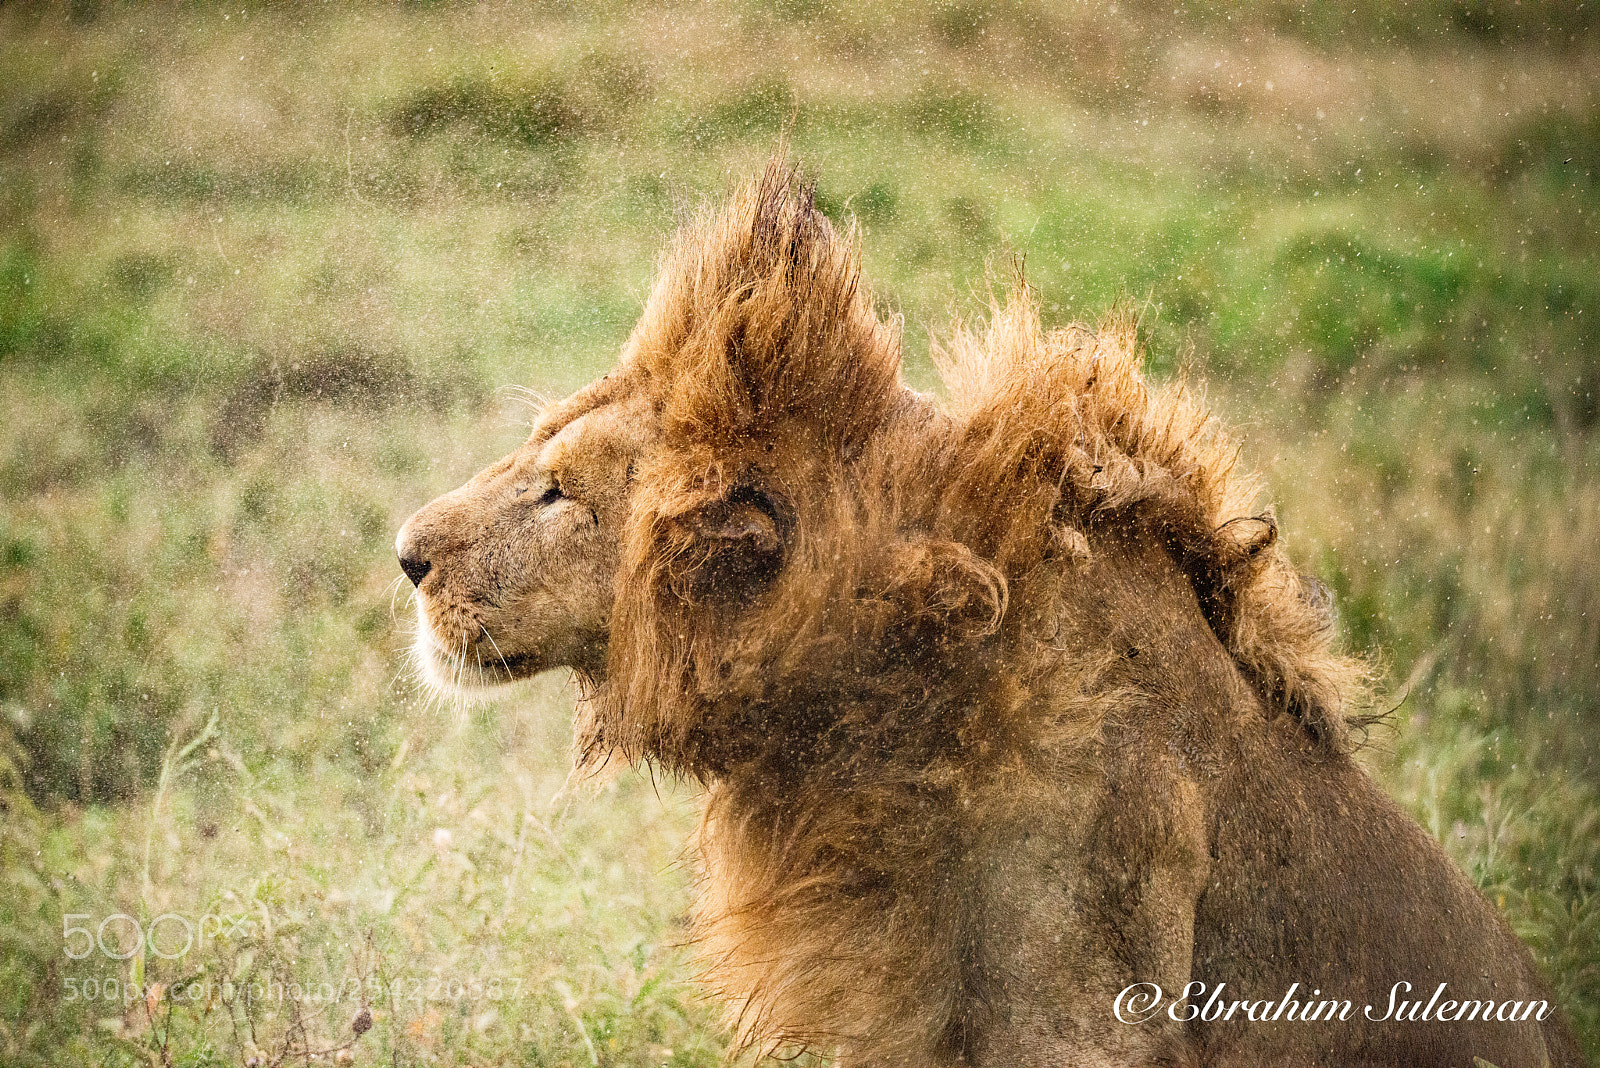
left=395, top=374, right=654, bottom=690
left=399, top=157, right=1356, bottom=774
left=398, top=158, right=916, bottom=764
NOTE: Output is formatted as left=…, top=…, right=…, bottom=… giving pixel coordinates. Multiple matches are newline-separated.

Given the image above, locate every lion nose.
left=396, top=526, right=433, bottom=587
left=399, top=552, right=431, bottom=587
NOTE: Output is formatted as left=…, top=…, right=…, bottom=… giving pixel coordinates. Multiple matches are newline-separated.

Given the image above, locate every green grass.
left=1, top=1, right=1597, bottom=1064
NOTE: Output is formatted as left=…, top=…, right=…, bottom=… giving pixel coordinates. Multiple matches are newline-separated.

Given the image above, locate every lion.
left=396, top=159, right=1583, bottom=1067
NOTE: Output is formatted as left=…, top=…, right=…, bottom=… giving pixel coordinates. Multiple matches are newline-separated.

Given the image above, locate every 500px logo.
left=62, top=912, right=261, bottom=961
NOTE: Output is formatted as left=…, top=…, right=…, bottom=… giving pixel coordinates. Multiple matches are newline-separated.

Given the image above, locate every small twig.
left=209, top=217, right=232, bottom=270
left=500, top=775, right=534, bottom=925
left=344, top=107, right=358, bottom=199
left=1397, top=635, right=1458, bottom=706
left=528, top=810, right=584, bottom=882
left=554, top=983, right=599, bottom=1067
left=141, top=710, right=220, bottom=907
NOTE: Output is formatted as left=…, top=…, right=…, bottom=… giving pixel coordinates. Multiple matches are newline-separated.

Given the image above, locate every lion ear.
left=666, top=486, right=789, bottom=601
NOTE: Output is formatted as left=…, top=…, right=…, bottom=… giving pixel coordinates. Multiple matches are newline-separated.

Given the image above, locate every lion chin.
left=405, top=605, right=580, bottom=698
left=394, top=158, right=1584, bottom=1068
left=407, top=624, right=512, bottom=697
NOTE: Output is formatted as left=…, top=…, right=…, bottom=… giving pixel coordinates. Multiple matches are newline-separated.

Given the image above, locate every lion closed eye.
left=396, top=375, right=650, bottom=690
left=398, top=159, right=1582, bottom=1068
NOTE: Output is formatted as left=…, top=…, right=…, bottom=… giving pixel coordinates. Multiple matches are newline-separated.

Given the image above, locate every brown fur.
left=397, top=159, right=1583, bottom=1066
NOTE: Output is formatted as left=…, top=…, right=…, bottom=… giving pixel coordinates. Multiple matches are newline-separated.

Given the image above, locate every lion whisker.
left=384, top=572, right=409, bottom=623
left=479, top=625, right=514, bottom=680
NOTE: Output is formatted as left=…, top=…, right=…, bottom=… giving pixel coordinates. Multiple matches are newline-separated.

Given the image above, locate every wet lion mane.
left=554, top=158, right=1368, bottom=782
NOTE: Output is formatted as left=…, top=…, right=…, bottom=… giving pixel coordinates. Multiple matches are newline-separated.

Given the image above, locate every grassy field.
left=2, top=2, right=1597, bottom=1064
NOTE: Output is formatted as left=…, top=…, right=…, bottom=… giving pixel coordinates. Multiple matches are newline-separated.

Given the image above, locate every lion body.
left=398, top=161, right=1582, bottom=1066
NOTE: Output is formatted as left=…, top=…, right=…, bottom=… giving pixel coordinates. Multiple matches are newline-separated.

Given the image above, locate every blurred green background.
left=1, top=1, right=1596, bottom=1064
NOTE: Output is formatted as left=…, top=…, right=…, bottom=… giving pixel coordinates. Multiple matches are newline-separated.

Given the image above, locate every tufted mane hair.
left=570, top=157, right=1371, bottom=791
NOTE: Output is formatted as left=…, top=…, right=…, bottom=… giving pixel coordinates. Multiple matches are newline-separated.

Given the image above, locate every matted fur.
left=934, top=296, right=1368, bottom=749
left=399, top=158, right=1581, bottom=1066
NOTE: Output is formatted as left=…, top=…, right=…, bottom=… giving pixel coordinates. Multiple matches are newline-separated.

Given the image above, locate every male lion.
left=397, top=160, right=1582, bottom=1066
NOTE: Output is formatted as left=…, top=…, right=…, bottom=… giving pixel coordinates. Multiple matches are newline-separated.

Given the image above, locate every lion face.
left=395, top=388, right=656, bottom=694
